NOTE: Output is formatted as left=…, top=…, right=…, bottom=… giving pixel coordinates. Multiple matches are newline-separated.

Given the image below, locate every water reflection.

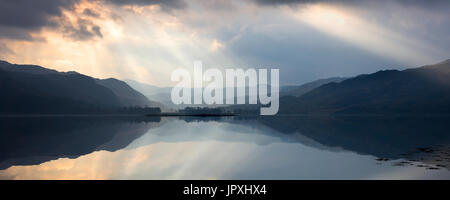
left=0, top=116, right=450, bottom=179
left=0, top=116, right=162, bottom=170
left=258, top=116, right=450, bottom=170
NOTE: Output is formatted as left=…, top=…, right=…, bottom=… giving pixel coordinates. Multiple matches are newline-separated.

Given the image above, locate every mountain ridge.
left=0, top=60, right=161, bottom=114
left=279, top=59, right=450, bottom=114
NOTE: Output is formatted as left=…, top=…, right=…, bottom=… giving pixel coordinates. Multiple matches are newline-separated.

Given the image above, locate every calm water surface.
left=1, top=116, right=450, bottom=179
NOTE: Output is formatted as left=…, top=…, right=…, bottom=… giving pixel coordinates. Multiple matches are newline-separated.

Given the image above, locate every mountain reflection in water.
left=1, top=115, right=450, bottom=179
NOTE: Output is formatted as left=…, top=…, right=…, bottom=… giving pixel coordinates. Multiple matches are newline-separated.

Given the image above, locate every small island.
left=146, top=107, right=236, bottom=117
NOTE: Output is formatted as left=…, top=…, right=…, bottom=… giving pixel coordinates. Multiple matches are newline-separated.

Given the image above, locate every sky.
left=0, top=0, right=450, bottom=86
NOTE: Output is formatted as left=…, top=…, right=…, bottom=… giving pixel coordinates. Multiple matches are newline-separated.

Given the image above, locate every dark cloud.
left=254, top=0, right=323, bottom=5
left=61, top=18, right=103, bottom=41
left=83, top=8, right=101, bottom=18
left=104, top=0, right=186, bottom=10
left=253, top=0, right=450, bottom=7
left=0, top=0, right=80, bottom=40
left=0, top=0, right=187, bottom=41
left=0, top=0, right=79, bottom=29
left=0, top=26, right=38, bottom=41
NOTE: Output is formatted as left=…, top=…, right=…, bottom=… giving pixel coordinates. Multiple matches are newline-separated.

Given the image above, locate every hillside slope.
left=280, top=59, right=450, bottom=114
left=0, top=60, right=160, bottom=114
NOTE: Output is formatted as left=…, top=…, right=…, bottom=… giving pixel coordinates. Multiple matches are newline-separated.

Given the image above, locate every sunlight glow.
left=292, top=4, right=443, bottom=65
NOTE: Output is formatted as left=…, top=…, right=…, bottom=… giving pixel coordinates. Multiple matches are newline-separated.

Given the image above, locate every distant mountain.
left=124, top=79, right=172, bottom=96
left=0, top=60, right=161, bottom=114
left=124, top=79, right=175, bottom=109
left=280, top=77, right=347, bottom=97
left=125, top=79, right=276, bottom=109
left=96, top=78, right=162, bottom=107
left=279, top=59, right=450, bottom=114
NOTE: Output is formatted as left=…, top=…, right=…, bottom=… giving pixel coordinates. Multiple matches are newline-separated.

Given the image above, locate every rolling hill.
left=0, top=60, right=161, bottom=114
left=279, top=59, right=450, bottom=114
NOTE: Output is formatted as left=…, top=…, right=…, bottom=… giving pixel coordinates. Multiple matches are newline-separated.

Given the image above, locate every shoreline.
left=145, top=113, right=236, bottom=117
